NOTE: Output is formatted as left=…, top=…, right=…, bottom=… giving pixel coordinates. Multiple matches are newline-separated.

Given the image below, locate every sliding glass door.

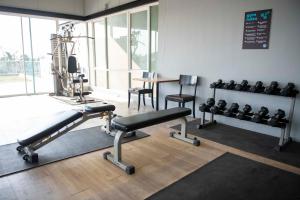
left=0, top=15, right=26, bottom=96
left=0, top=14, right=57, bottom=97
left=107, top=13, right=129, bottom=91
left=94, top=20, right=107, bottom=88
left=30, top=18, right=56, bottom=93
left=91, top=4, right=158, bottom=93
left=130, top=9, right=148, bottom=88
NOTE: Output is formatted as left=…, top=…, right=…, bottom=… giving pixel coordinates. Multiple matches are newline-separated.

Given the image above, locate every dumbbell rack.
left=200, top=85, right=297, bottom=151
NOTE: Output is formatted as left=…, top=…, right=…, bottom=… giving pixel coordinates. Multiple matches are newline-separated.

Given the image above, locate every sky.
left=0, top=14, right=56, bottom=59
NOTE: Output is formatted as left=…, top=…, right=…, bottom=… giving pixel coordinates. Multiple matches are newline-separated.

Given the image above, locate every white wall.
left=157, top=0, right=300, bottom=141
left=84, top=0, right=136, bottom=15
left=0, top=0, right=85, bottom=16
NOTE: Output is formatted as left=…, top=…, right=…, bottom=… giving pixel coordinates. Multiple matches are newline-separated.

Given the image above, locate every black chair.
left=165, top=74, right=199, bottom=118
left=128, top=72, right=155, bottom=111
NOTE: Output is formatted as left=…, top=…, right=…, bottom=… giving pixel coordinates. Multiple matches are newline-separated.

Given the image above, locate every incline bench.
left=103, top=107, right=200, bottom=174
left=17, top=102, right=128, bottom=163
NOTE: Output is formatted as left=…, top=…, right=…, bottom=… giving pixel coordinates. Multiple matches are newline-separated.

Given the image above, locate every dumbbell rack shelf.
left=200, top=86, right=297, bottom=151
left=214, top=87, right=297, bottom=98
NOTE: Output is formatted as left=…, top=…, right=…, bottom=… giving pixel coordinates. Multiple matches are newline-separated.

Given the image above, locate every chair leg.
left=165, top=99, right=168, bottom=109
left=138, top=94, right=141, bottom=111
left=151, top=94, right=154, bottom=108
left=178, top=102, right=181, bottom=107
left=128, top=92, right=131, bottom=108
left=143, top=94, right=146, bottom=106
left=193, top=100, right=196, bottom=118
left=182, top=102, right=185, bottom=108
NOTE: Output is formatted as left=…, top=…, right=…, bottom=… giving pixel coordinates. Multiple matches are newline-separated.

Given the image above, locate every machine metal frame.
left=49, top=22, right=94, bottom=102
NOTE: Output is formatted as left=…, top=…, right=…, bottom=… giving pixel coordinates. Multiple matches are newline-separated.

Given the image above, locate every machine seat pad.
left=112, top=107, right=191, bottom=132
left=84, top=102, right=116, bottom=113
left=18, top=110, right=83, bottom=146
left=73, top=79, right=88, bottom=83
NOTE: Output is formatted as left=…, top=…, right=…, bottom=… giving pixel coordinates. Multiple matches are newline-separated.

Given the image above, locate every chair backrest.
left=179, top=74, right=199, bottom=96
left=142, top=72, right=156, bottom=89
left=68, top=56, right=77, bottom=74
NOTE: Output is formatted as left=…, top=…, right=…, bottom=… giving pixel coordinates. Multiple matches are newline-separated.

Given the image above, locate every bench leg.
left=103, top=130, right=135, bottom=175
left=170, top=117, right=200, bottom=146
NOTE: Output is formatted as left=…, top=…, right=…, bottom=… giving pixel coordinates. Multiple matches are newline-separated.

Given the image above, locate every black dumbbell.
left=236, top=104, right=253, bottom=120
left=223, top=103, right=239, bottom=117
left=210, top=100, right=227, bottom=115
left=210, top=79, right=224, bottom=88
left=268, top=109, right=287, bottom=127
left=235, top=80, right=249, bottom=91
left=223, top=80, right=236, bottom=90
left=280, top=82, right=298, bottom=97
left=252, top=106, right=269, bottom=123
left=199, top=98, right=215, bottom=112
left=249, top=81, right=264, bottom=93
left=264, top=81, right=280, bottom=94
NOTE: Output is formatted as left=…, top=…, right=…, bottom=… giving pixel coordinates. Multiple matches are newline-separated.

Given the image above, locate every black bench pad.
left=112, top=107, right=191, bottom=132
left=18, top=110, right=83, bottom=146
left=84, top=102, right=115, bottom=113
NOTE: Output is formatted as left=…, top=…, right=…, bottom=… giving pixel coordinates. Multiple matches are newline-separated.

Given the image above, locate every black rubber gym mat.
left=172, top=120, right=300, bottom=168
left=0, top=126, right=148, bottom=178
left=146, top=153, right=300, bottom=200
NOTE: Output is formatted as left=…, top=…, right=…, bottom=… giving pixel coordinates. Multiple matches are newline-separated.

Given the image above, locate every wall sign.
left=242, top=9, right=272, bottom=49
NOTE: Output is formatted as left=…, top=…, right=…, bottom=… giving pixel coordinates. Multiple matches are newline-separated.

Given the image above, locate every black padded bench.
left=104, top=107, right=200, bottom=174
left=18, top=110, right=83, bottom=147
left=17, top=102, right=116, bottom=163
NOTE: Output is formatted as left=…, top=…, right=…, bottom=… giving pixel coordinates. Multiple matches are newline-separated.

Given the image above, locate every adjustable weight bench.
left=103, top=107, right=200, bottom=175
left=16, top=102, right=132, bottom=163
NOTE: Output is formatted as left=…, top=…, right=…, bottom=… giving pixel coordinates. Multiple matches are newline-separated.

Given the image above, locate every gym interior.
left=0, top=0, right=300, bottom=199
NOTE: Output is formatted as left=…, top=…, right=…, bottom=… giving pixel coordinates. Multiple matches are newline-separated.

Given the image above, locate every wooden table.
left=133, top=78, right=179, bottom=111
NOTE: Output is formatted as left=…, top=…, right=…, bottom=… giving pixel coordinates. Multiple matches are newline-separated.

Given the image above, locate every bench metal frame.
left=18, top=112, right=100, bottom=163
left=104, top=116, right=200, bottom=175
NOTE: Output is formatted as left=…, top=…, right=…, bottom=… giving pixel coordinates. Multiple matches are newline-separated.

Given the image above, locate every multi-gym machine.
left=49, top=22, right=93, bottom=103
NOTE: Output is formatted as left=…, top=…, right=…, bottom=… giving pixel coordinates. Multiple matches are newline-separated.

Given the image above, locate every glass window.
left=90, top=4, right=158, bottom=92
left=131, top=10, right=148, bottom=70
left=30, top=17, right=56, bottom=93
left=0, top=14, right=26, bottom=96
left=95, top=20, right=106, bottom=69
left=107, top=13, right=129, bottom=90
left=87, top=22, right=96, bottom=86
left=94, top=20, right=108, bottom=88
left=21, top=17, right=34, bottom=94
left=107, top=13, right=128, bottom=70
left=73, top=23, right=89, bottom=76
left=150, top=5, right=159, bottom=72
left=108, top=70, right=129, bottom=91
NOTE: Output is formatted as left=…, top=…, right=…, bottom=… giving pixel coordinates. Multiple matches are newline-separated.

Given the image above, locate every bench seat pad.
left=18, top=110, right=83, bottom=146
left=84, top=102, right=115, bottom=113
left=112, top=107, right=191, bottom=132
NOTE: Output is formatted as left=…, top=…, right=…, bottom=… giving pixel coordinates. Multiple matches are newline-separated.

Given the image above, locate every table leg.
left=156, top=82, right=159, bottom=111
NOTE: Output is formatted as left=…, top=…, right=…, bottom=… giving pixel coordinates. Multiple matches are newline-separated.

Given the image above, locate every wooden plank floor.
left=1, top=96, right=300, bottom=200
